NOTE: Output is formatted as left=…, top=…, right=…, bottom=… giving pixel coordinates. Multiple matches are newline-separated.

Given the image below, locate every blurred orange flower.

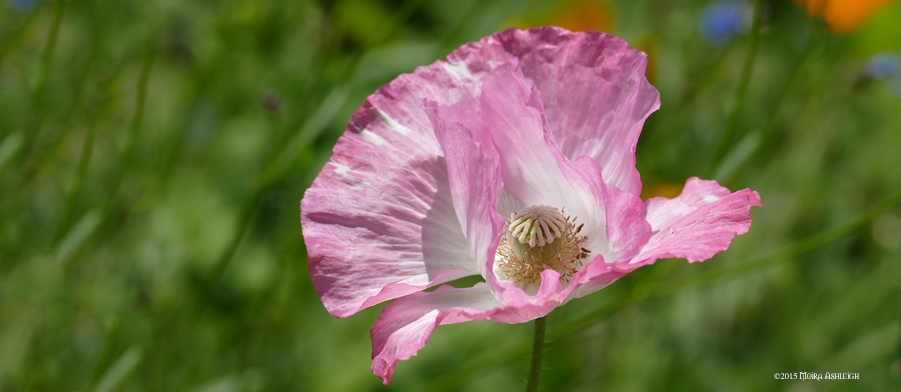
left=505, top=0, right=615, bottom=33
left=794, top=0, right=900, bottom=33
left=640, top=181, right=684, bottom=201
left=548, top=0, right=616, bottom=33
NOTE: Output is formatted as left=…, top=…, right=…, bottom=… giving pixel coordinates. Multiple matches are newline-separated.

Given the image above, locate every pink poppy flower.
left=300, top=27, right=761, bottom=384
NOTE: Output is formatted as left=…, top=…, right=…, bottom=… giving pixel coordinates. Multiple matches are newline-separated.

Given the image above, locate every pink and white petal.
left=371, top=283, right=503, bottom=384
left=449, top=27, right=660, bottom=196
left=426, top=101, right=506, bottom=277
left=573, top=178, right=760, bottom=298
left=301, top=56, right=500, bottom=319
left=302, top=150, right=478, bottom=319
left=478, top=61, right=597, bottom=239
left=627, top=177, right=761, bottom=266
left=478, top=61, right=651, bottom=268
left=373, top=271, right=587, bottom=384
left=570, top=261, right=641, bottom=299
left=424, top=101, right=547, bottom=307
left=569, top=156, right=651, bottom=264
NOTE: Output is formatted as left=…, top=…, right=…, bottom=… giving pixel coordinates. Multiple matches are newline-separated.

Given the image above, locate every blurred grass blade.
left=93, top=347, right=143, bottom=392
left=721, top=26, right=826, bottom=187
left=89, top=317, right=121, bottom=389
left=709, top=0, right=764, bottom=175
left=193, top=376, right=242, bottom=392
left=713, top=131, right=761, bottom=183
left=39, top=0, right=102, bottom=173
left=31, top=0, right=65, bottom=109
left=19, top=0, right=66, bottom=167
left=816, top=257, right=901, bottom=336
left=817, top=321, right=899, bottom=373
left=411, top=334, right=527, bottom=392
left=105, top=46, right=154, bottom=201
left=218, top=82, right=350, bottom=284
left=0, top=131, right=24, bottom=175
left=191, top=370, right=264, bottom=392
left=0, top=5, right=38, bottom=65
left=297, top=86, right=350, bottom=143
left=261, top=86, right=349, bottom=187
left=0, top=307, right=35, bottom=380
left=55, top=209, right=100, bottom=264
left=53, top=124, right=95, bottom=246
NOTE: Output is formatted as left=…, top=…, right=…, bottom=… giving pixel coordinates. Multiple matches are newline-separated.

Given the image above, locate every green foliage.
left=1, top=0, right=900, bottom=391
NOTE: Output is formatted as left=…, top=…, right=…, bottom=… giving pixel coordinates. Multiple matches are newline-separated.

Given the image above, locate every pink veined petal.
left=477, top=60, right=651, bottom=281
left=301, top=55, right=495, bottom=319
left=425, top=100, right=505, bottom=277
left=569, top=156, right=652, bottom=264
left=301, top=150, right=477, bottom=319
left=449, top=27, right=660, bottom=196
left=424, top=99, right=546, bottom=310
left=370, top=283, right=502, bottom=385
left=631, top=177, right=761, bottom=265
left=573, top=177, right=762, bottom=298
left=478, top=60, right=603, bottom=252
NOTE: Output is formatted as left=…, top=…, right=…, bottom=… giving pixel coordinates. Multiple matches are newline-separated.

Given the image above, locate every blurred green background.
left=2, top=0, right=901, bottom=390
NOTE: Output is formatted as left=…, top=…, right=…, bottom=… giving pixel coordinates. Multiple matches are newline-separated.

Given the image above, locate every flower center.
left=496, top=205, right=589, bottom=292
left=508, top=205, right=566, bottom=265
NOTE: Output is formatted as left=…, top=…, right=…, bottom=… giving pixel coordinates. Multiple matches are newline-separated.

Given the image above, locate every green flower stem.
left=710, top=0, right=764, bottom=175
left=526, top=316, right=547, bottom=392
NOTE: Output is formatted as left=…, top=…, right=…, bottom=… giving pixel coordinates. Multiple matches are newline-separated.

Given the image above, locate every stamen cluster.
left=496, top=205, right=590, bottom=292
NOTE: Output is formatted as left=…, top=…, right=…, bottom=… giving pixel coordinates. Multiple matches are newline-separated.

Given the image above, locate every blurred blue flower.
left=867, top=52, right=901, bottom=78
left=699, top=1, right=749, bottom=44
left=866, top=52, right=901, bottom=96
left=7, top=0, right=40, bottom=11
